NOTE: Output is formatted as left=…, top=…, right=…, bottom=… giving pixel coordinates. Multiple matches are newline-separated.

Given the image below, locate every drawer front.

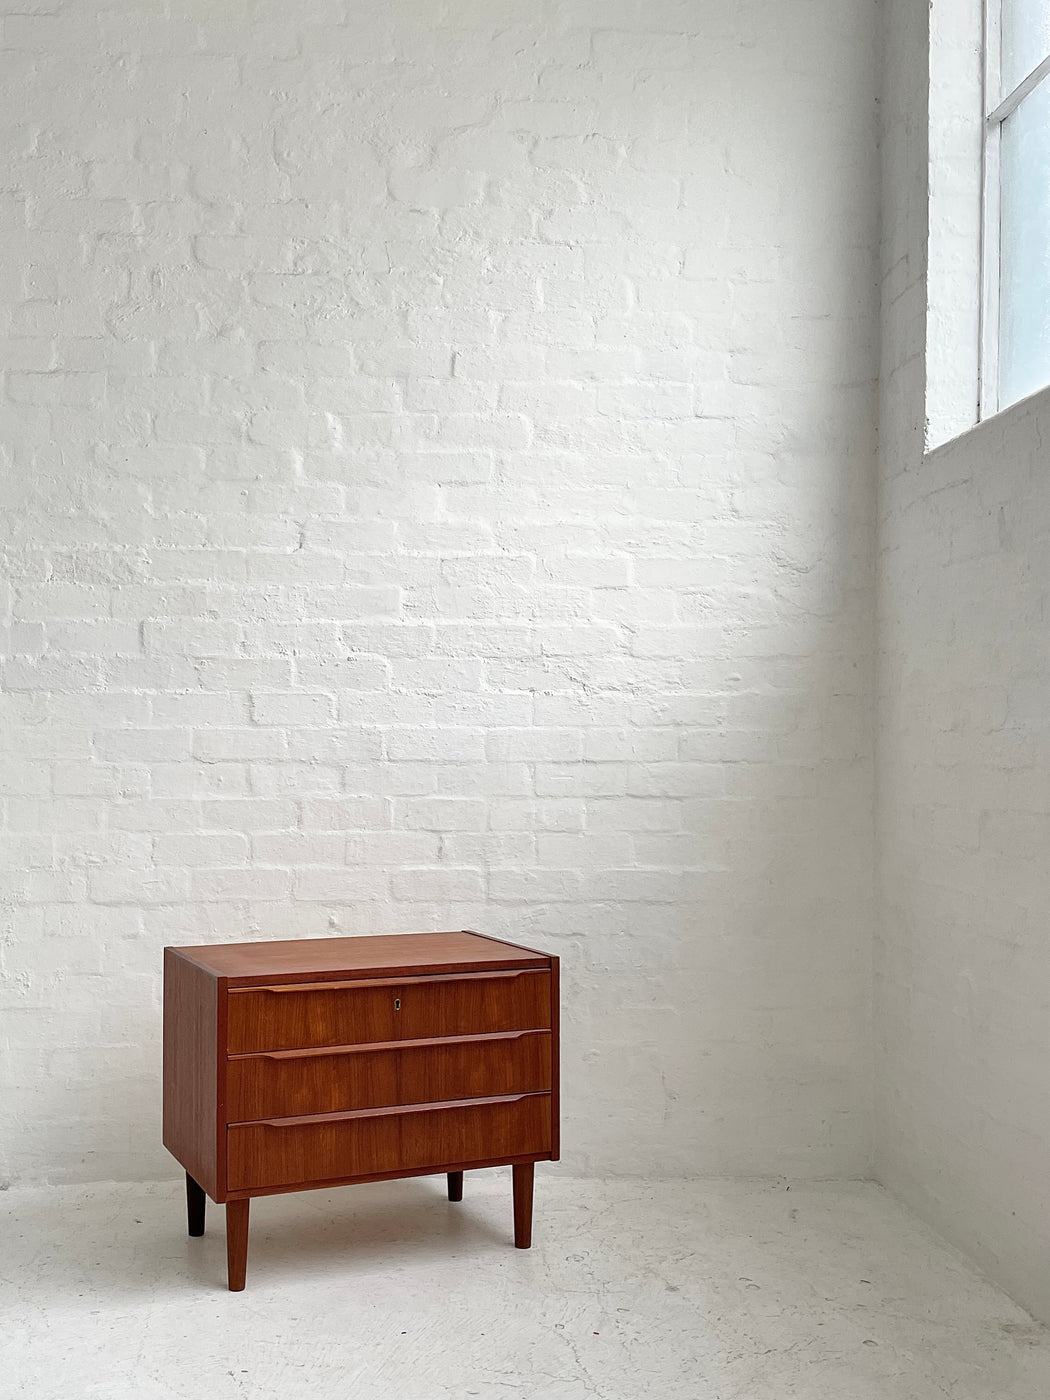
left=227, top=1093, right=551, bottom=1191
left=227, top=1030, right=552, bottom=1121
left=227, top=969, right=551, bottom=1054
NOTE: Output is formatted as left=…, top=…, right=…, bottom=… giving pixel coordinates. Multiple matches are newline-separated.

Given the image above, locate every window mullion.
left=987, top=50, right=1050, bottom=125
left=979, top=0, right=1003, bottom=419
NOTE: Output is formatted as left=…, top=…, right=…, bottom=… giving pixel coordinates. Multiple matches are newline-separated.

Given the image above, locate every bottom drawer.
left=227, top=1092, right=551, bottom=1191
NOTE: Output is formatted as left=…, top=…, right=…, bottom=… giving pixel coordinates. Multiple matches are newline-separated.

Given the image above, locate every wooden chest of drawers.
left=162, top=930, right=559, bottom=1291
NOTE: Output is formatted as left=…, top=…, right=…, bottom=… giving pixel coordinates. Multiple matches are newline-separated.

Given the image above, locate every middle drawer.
left=227, top=1029, right=552, bottom=1122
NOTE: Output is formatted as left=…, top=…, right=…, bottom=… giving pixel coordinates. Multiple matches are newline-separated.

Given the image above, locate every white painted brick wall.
left=878, top=0, right=1050, bottom=1325
left=0, top=0, right=878, bottom=1186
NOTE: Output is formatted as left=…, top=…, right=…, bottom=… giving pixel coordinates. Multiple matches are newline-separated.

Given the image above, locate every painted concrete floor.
left=2, top=1174, right=1049, bottom=1400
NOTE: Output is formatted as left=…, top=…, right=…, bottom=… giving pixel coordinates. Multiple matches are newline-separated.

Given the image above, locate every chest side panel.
left=550, top=955, right=561, bottom=1161
left=162, top=949, right=222, bottom=1200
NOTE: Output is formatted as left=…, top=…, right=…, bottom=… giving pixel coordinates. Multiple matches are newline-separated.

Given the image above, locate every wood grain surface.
left=227, top=1092, right=552, bottom=1191
left=162, top=949, right=222, bottom=1200
left=226, top=969, right=551, bottom=1053
left=227, top=1029, right=551, bottom=1121
left=172, top=930, right=547, bottom=985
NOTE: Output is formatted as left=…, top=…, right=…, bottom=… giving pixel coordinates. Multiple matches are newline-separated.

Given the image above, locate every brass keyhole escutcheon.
left=394, top=998, right=401, bottom=1010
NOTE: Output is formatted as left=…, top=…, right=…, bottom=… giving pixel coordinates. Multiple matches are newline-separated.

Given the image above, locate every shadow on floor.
left=12, top=1172, right=518, bottom=1301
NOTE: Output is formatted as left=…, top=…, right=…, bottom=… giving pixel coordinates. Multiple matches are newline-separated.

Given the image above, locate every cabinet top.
left=165, top=930, right=552, bottom=986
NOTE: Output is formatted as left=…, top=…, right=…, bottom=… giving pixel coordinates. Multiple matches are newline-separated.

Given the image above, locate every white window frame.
left=980, top=0, right=1050, bottom=418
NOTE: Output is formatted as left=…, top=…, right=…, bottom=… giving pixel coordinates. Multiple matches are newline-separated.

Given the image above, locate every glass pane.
left=999, top=78, right=1050, bottom=409
left=1002, top=0, right=1050, bottom=94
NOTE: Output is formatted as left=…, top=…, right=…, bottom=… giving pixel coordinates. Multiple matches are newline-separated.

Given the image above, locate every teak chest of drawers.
left=162, top=930, right=559, bottom=1290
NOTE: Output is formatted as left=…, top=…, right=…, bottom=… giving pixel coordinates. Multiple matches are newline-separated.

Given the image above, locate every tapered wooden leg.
left=186, top=1172, right=206, bottom=1237
left=226, top=1199, right=250, bottom=1292
left=512, top=1163, right=534, bottom=1249
left=447, top=1171, right=464, bottom=1201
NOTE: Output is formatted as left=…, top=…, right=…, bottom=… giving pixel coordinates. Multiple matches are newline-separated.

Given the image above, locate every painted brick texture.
left=0, top=0, right=878, bottom=1184
left=878, top=0, right=1050, bottom=1323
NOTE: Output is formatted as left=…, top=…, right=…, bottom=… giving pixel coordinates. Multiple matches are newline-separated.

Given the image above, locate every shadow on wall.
left=508, top=447, right=875, bottom=1181
left=27, top=988, right=169, bottom=1186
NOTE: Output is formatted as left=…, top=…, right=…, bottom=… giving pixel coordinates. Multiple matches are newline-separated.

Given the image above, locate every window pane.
left=1002, top=0, right=1050, bottom=94
left=1000, top=78, right=1050, bottom=408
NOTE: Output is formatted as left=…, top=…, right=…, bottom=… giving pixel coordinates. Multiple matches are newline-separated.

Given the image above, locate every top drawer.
left=227, top=969, right=552, bottom=1054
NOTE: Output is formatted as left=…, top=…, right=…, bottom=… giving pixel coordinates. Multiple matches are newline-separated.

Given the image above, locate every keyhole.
left=394, top=998, right=401, bottom=1011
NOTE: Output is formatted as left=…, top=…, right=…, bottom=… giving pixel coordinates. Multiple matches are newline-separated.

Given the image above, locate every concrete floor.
left=2, top=1174, right=1049, bottom=1400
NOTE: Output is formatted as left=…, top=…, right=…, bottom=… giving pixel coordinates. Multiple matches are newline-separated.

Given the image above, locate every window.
left=983, top=0, right=1050, bottom=414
